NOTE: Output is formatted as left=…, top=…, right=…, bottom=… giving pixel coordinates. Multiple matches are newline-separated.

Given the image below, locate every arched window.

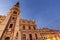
left=15, top=32, right=18, bottom=39
left=13, top=11, right=17, bottom=14
left=29, top=34, right=32, bottom=40
left=5, top=37, right=10, bottom=40
left=16, top=32, right=18, bottom=37
left=9, top=24, right=13, bottom=28
left=12, top=17, right=15, bottom=19
left=22, top=34, right=26, bottom=40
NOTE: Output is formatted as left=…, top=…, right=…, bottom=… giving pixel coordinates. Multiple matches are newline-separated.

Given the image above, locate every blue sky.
left=0, top=0, right=60, bottom=30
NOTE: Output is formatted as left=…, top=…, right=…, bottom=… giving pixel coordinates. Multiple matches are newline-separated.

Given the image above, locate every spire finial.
left=14, top=2, right=20, bottom=7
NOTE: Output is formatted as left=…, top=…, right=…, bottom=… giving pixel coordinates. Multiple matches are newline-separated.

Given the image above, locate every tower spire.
left=14, top=2, right=20, bottom=7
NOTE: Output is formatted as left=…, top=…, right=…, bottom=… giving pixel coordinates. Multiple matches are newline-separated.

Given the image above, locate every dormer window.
left=13, top=11, right=17, bottom=14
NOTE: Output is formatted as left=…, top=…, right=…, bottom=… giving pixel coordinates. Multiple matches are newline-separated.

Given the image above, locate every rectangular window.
left=23, top=25, right=25, bottom=30
left=22, top=34, right=26, bottom=40
left=33, top=27, right=36, bottom=30
left=35, top=34, right=38, bottom=39
left=29, top=34, right=32, bottom=40
left=29, top=26, right=31, bottom=30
